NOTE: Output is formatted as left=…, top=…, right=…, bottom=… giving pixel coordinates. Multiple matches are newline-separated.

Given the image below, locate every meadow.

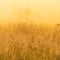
left=0, top=22, right=60, bottom=60
left=0, top=0, right=60, bottom=60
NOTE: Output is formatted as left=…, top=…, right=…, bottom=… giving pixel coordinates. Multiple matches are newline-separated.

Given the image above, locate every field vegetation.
left=0, top=22, right=60, bottom=60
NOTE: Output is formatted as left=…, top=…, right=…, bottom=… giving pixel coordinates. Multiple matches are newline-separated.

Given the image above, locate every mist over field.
left=0, top=0, right=60, bottom=60
left=0, top=0, right=60, bottom=25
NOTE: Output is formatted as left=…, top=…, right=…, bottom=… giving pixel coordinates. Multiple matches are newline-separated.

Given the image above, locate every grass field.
left=0, top=22, right=60, bottom=60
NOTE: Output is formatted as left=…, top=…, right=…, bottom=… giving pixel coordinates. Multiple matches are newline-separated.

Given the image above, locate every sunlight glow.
left=0, top=0, right=60, bottom=25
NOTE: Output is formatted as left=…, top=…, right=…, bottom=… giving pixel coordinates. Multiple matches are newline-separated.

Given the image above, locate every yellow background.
left=0, top=0, right=60, bottom=25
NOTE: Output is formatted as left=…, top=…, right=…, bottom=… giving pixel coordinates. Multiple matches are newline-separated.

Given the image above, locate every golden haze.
left=0, top=0, right=60, bottom=25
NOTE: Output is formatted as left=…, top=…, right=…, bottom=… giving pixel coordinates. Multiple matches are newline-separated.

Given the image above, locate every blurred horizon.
left=0, top=0, right=60, bottom=25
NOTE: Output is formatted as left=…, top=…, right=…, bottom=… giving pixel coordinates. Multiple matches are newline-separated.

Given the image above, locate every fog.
left=0, top=0, right=60, bottom=25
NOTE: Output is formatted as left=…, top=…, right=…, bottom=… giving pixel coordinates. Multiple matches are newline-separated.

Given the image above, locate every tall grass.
left=0, top=23, right=60, bottom=60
